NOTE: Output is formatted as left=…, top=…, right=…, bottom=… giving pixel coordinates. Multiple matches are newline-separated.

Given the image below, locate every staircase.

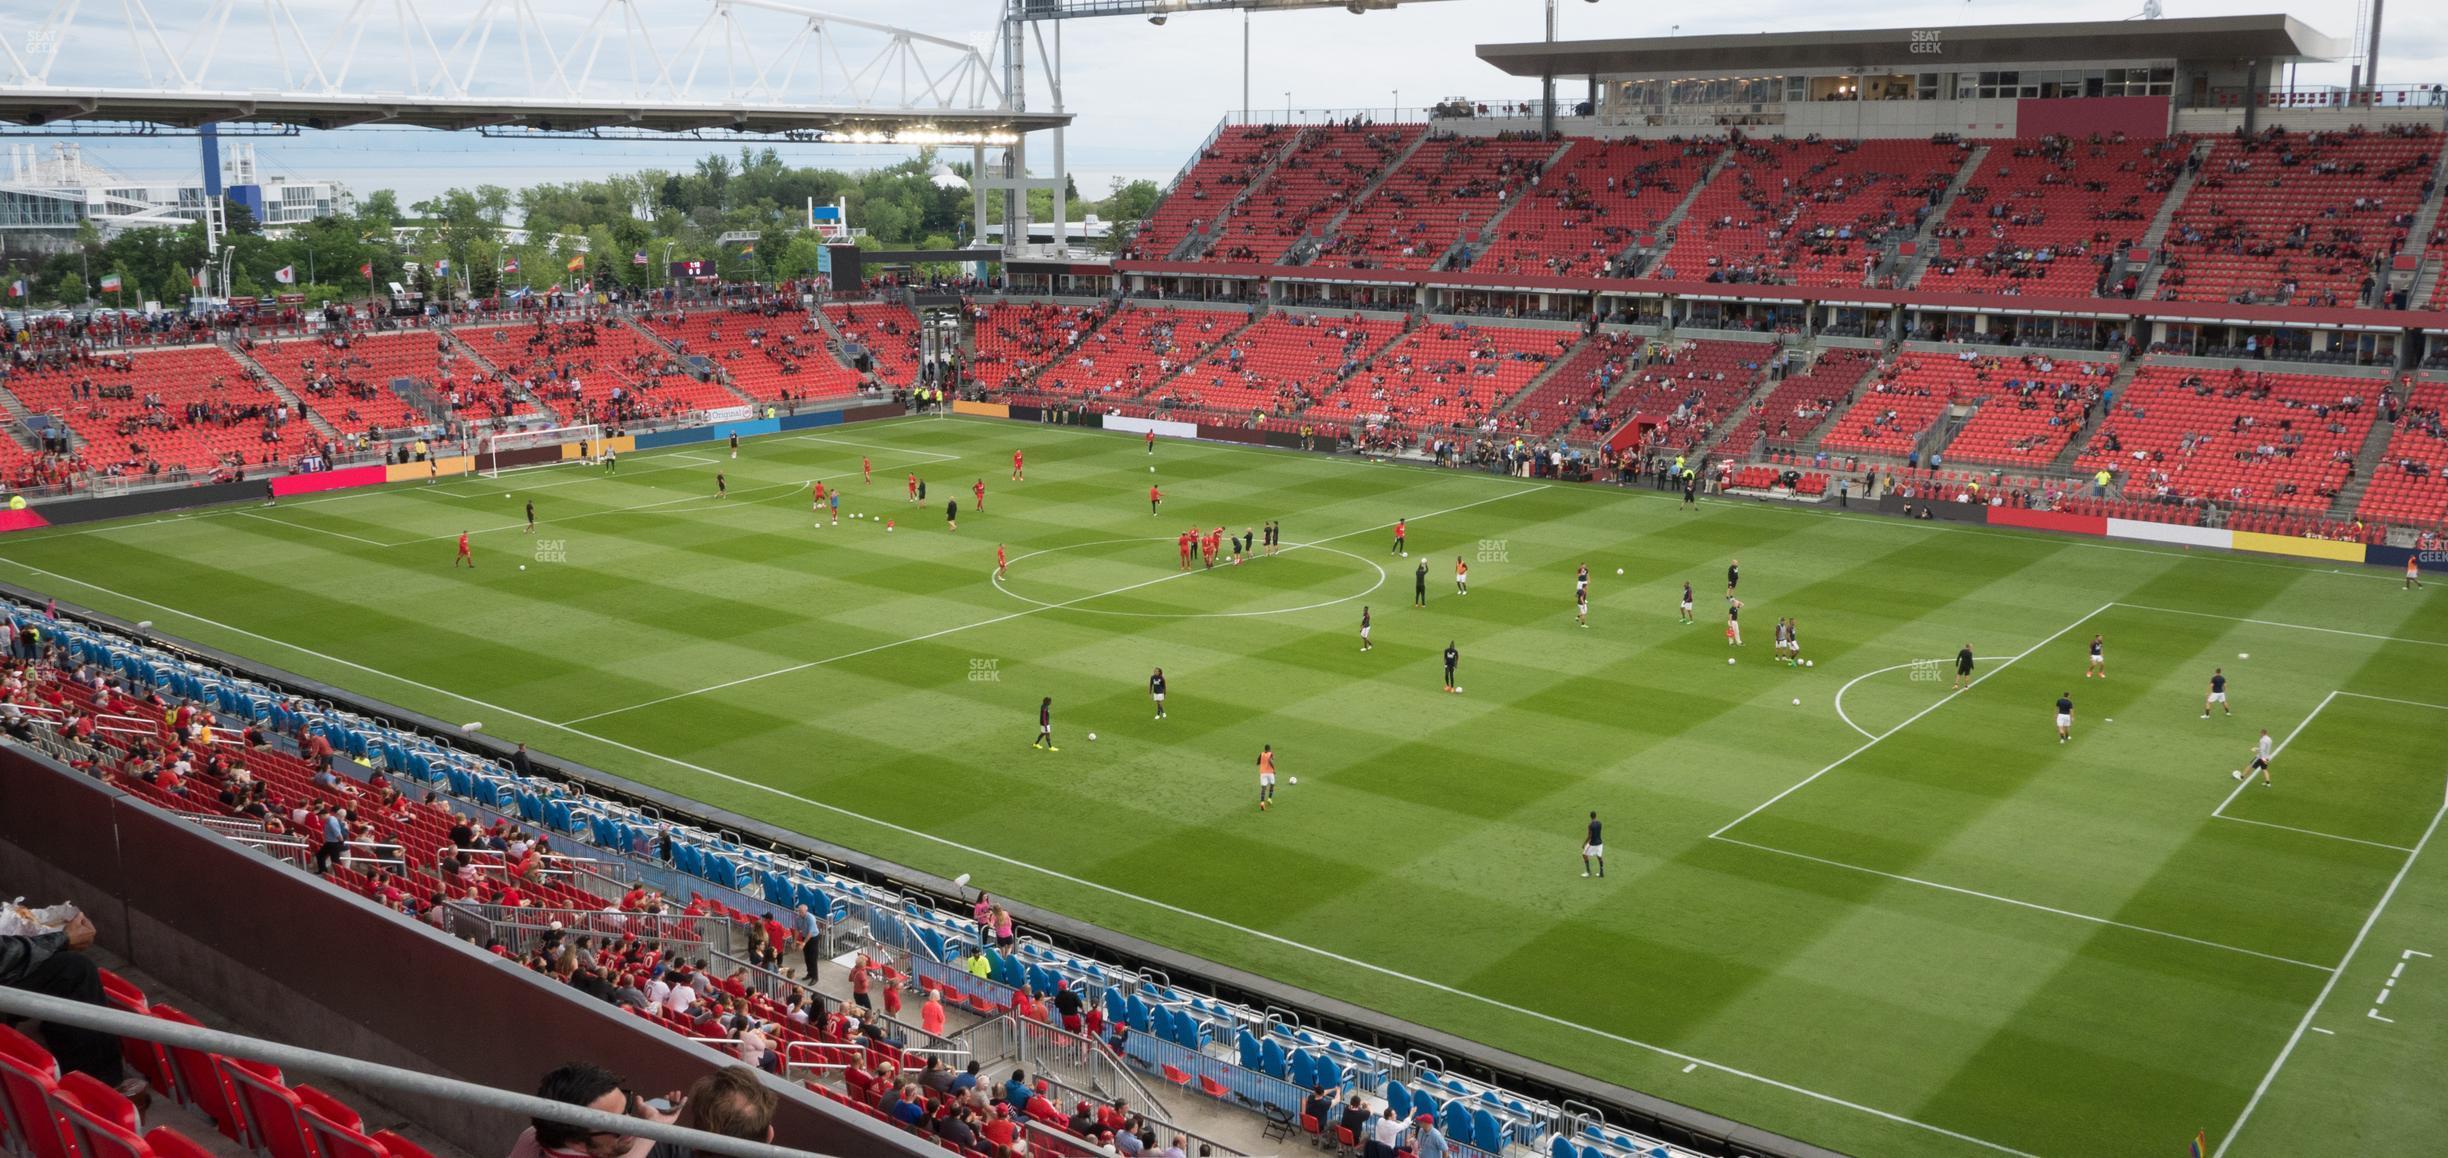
left=1128, top=309, right=1267, bottom=403
left=0, top=385, right=73, bottom=455
left=1693, top=350, right=1805, bottom=458
left=2131, top=141, right=2213, bottom=298
left=615, top=314, right=758, bottom=407
left=434, top=325, right=566, bottom=424
left=1898, top=144, right=1990, bottom=288
left=2325, top=399, right=2405, bottom=520
left=1632, top=146, right=1735, bottom=276
left=1175, top=126, right=1313, bottom=261
left=1488, top=330, right=1597, bottom=425
left=222, top=342, right=346, bottom=441
left=2386, top=151, right=2448, bottom=308
left=1793, top=356, right=1884, bottom=456
left=1436, top=138, right=1576, bottom=273
left=2052, top=358, right=2147, bottom=471
left=1295, top=130, right=1432, bottom=265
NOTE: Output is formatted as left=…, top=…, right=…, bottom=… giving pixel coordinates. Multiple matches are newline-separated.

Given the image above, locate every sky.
left=3, top=0, right=2439, bottom=210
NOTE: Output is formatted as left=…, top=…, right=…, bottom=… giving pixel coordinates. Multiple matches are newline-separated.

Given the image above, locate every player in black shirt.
left=716, top=471, right=728, bottom=498
left=2055, top=692, right=2074, bottom=744
left=1954, top=643, right=1975, bottom=691
left=2085, top=633, right=2106, bottom=679
left=946, top=497, right=960, bottom=530
left=1149, top=667, right=1168, bottom=720
left=1682, top=473, right=1698, bottom=507
left=1679, top=581, right=1694, bottom=625
left=1582, top=812, right=1605, bottom=878
left=1414, top=560, right=1428, bottom=608
left=1726, top=558, right=1740, bottom=596
left=2203, top=668, right=2230, bottom=718
left=1033, top=697, right=1058, bottom=751
left=525, top=500, right=535, bottom=534
left=1443, top=642, right=1460, bottom=693
left=1359, top=606, right=1373, bottom=652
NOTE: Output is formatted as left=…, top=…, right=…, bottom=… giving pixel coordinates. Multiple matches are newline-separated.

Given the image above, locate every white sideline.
left=2208, top=692, right=2448, bottom=853
left=2112, top=602, right=2448, bottom=649
left=1708, top=602, right=2116, bottom=840
left=2212, top=782, right=2448, bottom=1157
left=1712, top=837, right=2333, bottom=972
left=553, top=485, right=1548, bottom=726
left=2209, top=691, right=2337, bottom=820
left=0, top=498, right=2042, bottom=1158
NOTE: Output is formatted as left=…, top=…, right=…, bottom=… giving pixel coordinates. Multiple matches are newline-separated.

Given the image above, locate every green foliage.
left=3, top=149, right=1165, bottom=307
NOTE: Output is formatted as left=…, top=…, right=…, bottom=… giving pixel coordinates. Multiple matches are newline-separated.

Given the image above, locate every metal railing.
left=0, top=988, right=844, bottom=1158
left=951, top=1011, right=1170, bottom=1121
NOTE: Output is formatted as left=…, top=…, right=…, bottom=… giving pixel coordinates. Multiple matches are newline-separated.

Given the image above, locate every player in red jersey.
left=973, top=478, right=987, bottom=512
left=1177, top=530, right=1193, bottom=570
left=1148, top=483, right=1162, bottom=515
left=1145, top=429, right=1155, bottom=455
left=996, top=544, right=1008, bottom=580
left=906, top=473, right=917, bottom=503
left=862, top=456, right=871, bottom=484
left=812, top=480, right=827, bottom=514
left=1011, top=450, right=1024, bottom=481
left=454, top=531, right=474, bottom=569
left=1391, top=517, right=1407, bottom=558
left=1202, top=529, right=1220, bottom=570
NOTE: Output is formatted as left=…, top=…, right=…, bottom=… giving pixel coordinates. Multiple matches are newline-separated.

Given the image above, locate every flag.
left=274, top=265, right=296, bottom=284
left=434, top=259, right=451, bottom=275
left=191, top=270, right=204, bottom=289
left=501, top=257, right=519, bottom=274
left=5, top=280, right=23, bottom=298
left=2189, top=1131, right=2206, bottom=1158
left=566, top=255, right=586, bottom=272
left=631, top=251, right=648, bottom=266
left=358, top=261, right=373, bottom=278
left=740, top=242, right=756, bottom=255
left=99, top=274, right=122, bottom=293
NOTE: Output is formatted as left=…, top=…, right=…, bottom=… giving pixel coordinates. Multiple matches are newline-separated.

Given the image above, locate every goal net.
left=478, top=424, right=604, bottom=477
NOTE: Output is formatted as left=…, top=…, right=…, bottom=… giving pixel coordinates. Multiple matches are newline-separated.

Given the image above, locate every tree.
left=357, top=189, right=402, bottom=228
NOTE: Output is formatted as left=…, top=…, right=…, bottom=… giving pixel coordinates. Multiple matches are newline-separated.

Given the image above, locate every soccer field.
left=8, top=416, right=2446, bottom=1158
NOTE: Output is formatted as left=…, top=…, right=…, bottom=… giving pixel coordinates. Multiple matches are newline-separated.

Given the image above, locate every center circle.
left=991, top=536, right=1387, bottom=619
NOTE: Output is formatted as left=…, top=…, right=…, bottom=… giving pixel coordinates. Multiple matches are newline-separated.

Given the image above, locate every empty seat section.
left=1654, top=138, right=1963, bottom=287
left=2155, top=127, right=2435, bottom=306
left=636, top=311, right=862, bottom=402
left=253, top=332, right=440, bottom=435
left=1126, top=124, right=1302, bottom=261
left=1715, top=348, right=1876, bottom=455
left=0, top=346, right=318, bottom=478
left=1606, top=338, right=1772, bottom=453
left=1203, top=125, right=1422, bottom=264
left=1313, top=135, right=1558, bottom=270
left=1015, top=305, right=1246, bottom=405
left=1919, top=352, right=2115, bottom=465
left=2073, top=364, right=2378, bottom=512
left=1152, top=313, right=1403, bottom=421
left=458, top=320, right=742, bottom=424
left=968, top=302, right=1097, bottom=391
left=1311, top=322, right=1570, bottom=429
left=1470, top=139, right=1716, bottom=278
left=2355, top=382, right=2448, bottom=528
left=1919, top=135, right=2188, bottom=297
left=1504, top=332, right=1639, bottom=441
left=818, top=303, right=922, bottom=387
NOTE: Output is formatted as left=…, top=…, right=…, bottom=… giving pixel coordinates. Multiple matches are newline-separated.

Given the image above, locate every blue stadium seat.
left=1383, top=1082, right=1410, bottom=1120
left=1236, top=1028, right=1263, bottom=1071
left=1550, top=1138, right=1577, bottom=1158
left=1288, top=1049, right=1315, bottom=1088
left=1472, top=1107, right=1504, bottom=1151
left=1444, top=1102, right=1471, bottom=1145
left=1258, top=1038, right=1288, bottom=1079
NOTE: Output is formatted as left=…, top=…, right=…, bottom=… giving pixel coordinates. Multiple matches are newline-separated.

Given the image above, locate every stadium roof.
left=0, top=93, right=1067, bottom=138
left=1477, top=14, right=2344, bottom=77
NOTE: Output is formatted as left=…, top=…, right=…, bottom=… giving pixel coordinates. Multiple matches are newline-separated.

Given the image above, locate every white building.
left=0, top=142, right=352, bottom=251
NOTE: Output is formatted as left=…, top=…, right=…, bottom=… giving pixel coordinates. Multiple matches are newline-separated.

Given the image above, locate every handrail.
left=0, top=988, right=844, bottom=1158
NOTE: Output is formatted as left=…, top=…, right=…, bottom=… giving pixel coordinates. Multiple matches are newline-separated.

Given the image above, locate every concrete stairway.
left=1175, top=126, right=1314, bottom=262
left=2048, top=358, right=2146, bottom=472
left=434, top=325, right=566, bottom=424
left=1296, top=130, right=1433, bottom=266
left=1631, top=147, right=1735, bottom=275
left=222, top=341, right=347, bottom=440
left=2326, top=398, right=2405, bottom=520
left=1898, top=144, right=1990, bottom=288
left=1436, top=137, right=1576, bottom=272
left=0, top=385, right=75, bottom=454
left=2131, top=141, right=2213, bottom=298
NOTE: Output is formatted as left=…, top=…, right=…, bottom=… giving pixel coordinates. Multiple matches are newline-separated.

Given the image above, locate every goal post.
left=478, top=424, right=604, bottom=477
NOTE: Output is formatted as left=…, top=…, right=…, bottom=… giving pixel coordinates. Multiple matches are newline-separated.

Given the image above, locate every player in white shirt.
left=2234, top=729, right=2274, bottom=785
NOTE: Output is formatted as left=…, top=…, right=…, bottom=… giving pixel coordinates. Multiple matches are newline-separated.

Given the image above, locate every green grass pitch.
left=8, top=416, right=2446, bottom=1158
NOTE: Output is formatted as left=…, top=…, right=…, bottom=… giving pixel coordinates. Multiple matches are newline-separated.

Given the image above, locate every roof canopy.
left=1478, top=14, right=2341, bottom=78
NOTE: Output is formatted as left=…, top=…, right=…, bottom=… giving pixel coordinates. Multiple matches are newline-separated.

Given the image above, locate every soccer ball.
left=1288, top=775, right=1298, bottom=784
left=1792, top=698, right=1801, bottom=706
left=518, top=565, right=526, bottom=571
left=1616, top=568, right=1624, bottom=575
left=1087, top=733, right=1096, bottom=741
left=2238, top=652, right=2250, bottom=659
left=1150, top=466, right=1156, bottom=473
left=1728, top=657, right=1736, bottom=665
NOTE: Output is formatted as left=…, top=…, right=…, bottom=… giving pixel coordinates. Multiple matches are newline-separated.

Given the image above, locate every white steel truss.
left=0, top=0, right=1060, bottom=137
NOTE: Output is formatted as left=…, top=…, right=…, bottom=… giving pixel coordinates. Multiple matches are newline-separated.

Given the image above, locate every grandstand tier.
left=2074, top=363, right=2379, bottom=513
left=637, top=309, right=865, bottom=403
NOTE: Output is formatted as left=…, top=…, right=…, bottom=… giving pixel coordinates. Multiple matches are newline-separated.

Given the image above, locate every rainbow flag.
left=2189, top=1129, right=2207, bottom=1158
